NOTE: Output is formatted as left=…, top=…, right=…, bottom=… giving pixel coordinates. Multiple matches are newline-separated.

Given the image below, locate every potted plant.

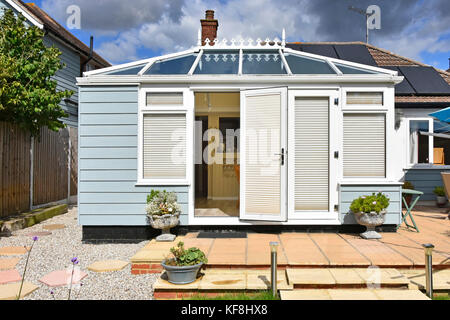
left=433, top=186, right=447, bottom=207
left=402, top=181, right=414, bottom=208
left=146, top=190, right=181, bottom=241
left=349, top=192, right=390, bottom=239
left=161, top=241, right=208, bottom=284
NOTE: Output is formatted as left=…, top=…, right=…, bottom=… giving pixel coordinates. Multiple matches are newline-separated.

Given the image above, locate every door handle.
left=274, top=148, right=285, bottom=165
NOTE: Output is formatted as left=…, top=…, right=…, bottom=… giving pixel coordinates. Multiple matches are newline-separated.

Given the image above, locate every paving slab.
left=327, top=289, right=379, bottom=300
left=373, top=289, right=430, bottom=300
left=247, top=234, right=288, bottom=265
left=198, top=270, right=246, bottom=290
left=0, top=269, right=22, bottom=284
left=246, top=270, right=293, bottom=290
left=340, top=234, right=413, bottom=266
left=207, top=238, right=246, bottom=265
left=280, top=236, right=329, bottom=266
left=354, top=268, right=409, bottom=286
left=286, top=268, right=336, bottom=286
left=87, top=260, right=129, bottom=272
left=280, top=289, right=429, bottom=300
left=328, top=268, right=366, bottom=285
left=39, top=269, right=88, bottom=287
left=0, top=246, right=29, bottom=256
left=0, top=281, right=38, bottom=300
left=309, top=234, right=370, bottom=266
left=42, top=224, right=65, bottom=230
left=0, top=258, right=20, bottom=270
left=154, top=272, right=203, bottom=290
left=280, top=289, right=331, bottom=300
left=400, top=269, right=450, bottom=290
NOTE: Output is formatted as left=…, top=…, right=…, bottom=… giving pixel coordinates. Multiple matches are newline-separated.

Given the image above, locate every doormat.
left=197, top=231, right=247, bottom=238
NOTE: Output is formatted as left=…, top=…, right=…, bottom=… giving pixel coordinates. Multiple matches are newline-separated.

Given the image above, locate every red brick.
left=132, top=264, right=150, bottom=269
left=154, top=292, right=177, bottom=299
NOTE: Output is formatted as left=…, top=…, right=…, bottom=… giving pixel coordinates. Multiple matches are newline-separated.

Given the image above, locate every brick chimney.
left=201, top=10, right=218, bottom=46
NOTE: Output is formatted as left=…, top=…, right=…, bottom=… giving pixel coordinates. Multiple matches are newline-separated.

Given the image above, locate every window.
left=409, top=120, right=430, bottom=164
left=146, top=92, right=183, bottom=106
left=346, top=92, right=383, bottom=105
left=143, top=113, right=186, bottom=180
left=408, top=118, right=450, bottom=166
left=343, top=113, right=386, bottom=177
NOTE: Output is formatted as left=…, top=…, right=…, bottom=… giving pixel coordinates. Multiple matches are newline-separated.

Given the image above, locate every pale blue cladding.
left=339, top=184, right=402, bottom=225
left=78, top=85, right=189, bottom=226
left=404, top=168, right=450, bottom=201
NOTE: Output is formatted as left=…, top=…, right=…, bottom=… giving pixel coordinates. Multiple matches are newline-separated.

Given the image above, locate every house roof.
left=287, top=42, right=450, bottom=106
left=10, top=0, right=110, bottom=68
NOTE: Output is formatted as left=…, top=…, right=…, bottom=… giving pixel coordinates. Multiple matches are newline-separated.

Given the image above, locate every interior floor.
left=194, top=198, right=239, bottom=217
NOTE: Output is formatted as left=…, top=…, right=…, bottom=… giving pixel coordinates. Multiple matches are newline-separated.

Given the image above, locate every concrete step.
left=285, top=268, right=410, bottom=289
left=280, top=289, right=430, bottom=300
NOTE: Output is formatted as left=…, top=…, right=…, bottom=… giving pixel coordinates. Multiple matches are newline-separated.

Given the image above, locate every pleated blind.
left=143, top=114, right=186, bottom=179
left=346, top=92, right=383, bottom=105
left=146, top=92, right=183, bottom=105
left=294, top=97, right=329, bottom=211
left=245, top=94, right=281, bottom=215
left=343, top=113, right=385, bottom=177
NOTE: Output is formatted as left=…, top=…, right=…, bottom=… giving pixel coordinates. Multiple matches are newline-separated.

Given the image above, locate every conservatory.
left=77, top=34, right=404, bottom=235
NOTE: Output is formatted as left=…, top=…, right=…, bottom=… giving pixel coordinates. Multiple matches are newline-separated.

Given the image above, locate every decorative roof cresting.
left=197, top=28, right=286, bottom=48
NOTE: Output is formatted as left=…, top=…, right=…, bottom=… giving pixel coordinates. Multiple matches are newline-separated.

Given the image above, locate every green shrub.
left=349, top=192, right=390, bottom=214
left=433, top=186, right=446, bottom=197
left=166, top=241, right=208, bottom=266
left=403, top=181, right=414, bottom=190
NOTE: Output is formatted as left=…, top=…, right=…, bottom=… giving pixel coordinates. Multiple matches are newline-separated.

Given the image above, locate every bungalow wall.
left=78, top=85, right=189, bottom=226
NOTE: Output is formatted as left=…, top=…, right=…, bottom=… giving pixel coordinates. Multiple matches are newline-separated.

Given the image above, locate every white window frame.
left=406, top=117, right=434, bottom=167
left=136, top=87, right=193, bottom=186
left=340, top=86, right=395, bottom=182
left=288, top=89, right=339, bottom=221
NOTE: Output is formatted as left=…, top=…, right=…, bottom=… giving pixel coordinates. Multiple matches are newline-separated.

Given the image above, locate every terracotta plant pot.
left=353, top=210, right=387, bottom=239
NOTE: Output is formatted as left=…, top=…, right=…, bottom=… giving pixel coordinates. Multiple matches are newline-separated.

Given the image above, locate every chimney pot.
left=201, top=10, right=219, bottom=46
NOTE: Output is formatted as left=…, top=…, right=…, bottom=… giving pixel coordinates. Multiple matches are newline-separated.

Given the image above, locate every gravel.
left=0, top=206, right=159, bottom=300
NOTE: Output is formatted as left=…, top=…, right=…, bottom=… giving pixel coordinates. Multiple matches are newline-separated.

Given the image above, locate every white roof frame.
left=4, top=0, right=44, bottom=29
left=81, top=30, right=399, bottom=79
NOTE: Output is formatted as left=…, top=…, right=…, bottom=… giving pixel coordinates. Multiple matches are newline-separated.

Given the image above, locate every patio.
left=131, top=206, right=450, bottom=273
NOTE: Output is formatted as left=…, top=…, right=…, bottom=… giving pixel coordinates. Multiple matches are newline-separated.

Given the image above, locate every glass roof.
left=90, top=48, right=392, bottom=77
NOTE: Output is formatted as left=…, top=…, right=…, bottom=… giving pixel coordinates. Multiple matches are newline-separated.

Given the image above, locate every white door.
left=240, top=87, right=287, bottom=221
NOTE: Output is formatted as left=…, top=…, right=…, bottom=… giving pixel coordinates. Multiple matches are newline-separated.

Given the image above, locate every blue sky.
left=31, top=0, right=450, bottom=70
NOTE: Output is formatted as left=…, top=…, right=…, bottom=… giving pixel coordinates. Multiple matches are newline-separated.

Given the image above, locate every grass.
left=433, top=293, right=449, bottom=300
left=184, top=291, right=280, bottom=300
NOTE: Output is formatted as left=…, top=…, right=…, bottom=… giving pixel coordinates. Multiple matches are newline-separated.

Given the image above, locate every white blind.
left=245, top=93, right=281, bottom=215
left=146, top=92, right=183, bottom=105
left=346, top=92, right=383, bottom=105
left=294, top=97, right=329, bottom=211
left=143, top=114, right=186, bottom=179
left=343, top=113, right=385, bottom=177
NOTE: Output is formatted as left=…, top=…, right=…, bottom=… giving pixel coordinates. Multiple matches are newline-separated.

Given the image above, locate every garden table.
left=397, top=189, right=423, bottom=232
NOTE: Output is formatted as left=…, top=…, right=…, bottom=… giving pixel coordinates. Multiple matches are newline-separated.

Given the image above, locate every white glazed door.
left=240, top=87, right=287, bottom=221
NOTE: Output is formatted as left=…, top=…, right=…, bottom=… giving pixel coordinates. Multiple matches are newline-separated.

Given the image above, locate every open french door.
left=240, top=87, right=287, bottom=221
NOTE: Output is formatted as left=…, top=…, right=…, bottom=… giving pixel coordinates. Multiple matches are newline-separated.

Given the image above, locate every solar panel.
left=398, top=66, right=450, bottom=94
left=382, top=66, right=416, bottom=94
left=299, top=44, right=338, bottom=59
left=333, top=44, right=377, bottom=66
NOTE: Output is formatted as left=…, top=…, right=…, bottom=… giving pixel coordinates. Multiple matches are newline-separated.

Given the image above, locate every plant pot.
left=161, top=259, right=203, bottom=284
left=436, top=195, right=447, bottom=208
left=402, top=195, right=412, bottom=208
left=353, top=210, right=387, bottom=239
left=148, top=213, right=180, bottom=241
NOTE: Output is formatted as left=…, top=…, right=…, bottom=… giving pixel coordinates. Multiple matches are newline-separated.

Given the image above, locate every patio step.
left=279, top=289, right=430, bottom=300
left=152, top=267, right=415, bottom=300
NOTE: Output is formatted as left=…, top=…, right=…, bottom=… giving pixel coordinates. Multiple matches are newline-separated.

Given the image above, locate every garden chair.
left=440, top=172, right=450, bottom=219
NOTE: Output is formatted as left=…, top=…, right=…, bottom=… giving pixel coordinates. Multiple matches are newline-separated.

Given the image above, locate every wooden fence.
left=0, top=122, right=77, bottom=218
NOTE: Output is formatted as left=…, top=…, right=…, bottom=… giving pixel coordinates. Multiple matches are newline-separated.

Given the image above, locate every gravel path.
left=0, top=206, right=159, bottom=300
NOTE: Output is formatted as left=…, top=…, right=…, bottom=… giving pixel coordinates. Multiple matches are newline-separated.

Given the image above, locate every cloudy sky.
left=34, top=0, right=450, bottom=70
